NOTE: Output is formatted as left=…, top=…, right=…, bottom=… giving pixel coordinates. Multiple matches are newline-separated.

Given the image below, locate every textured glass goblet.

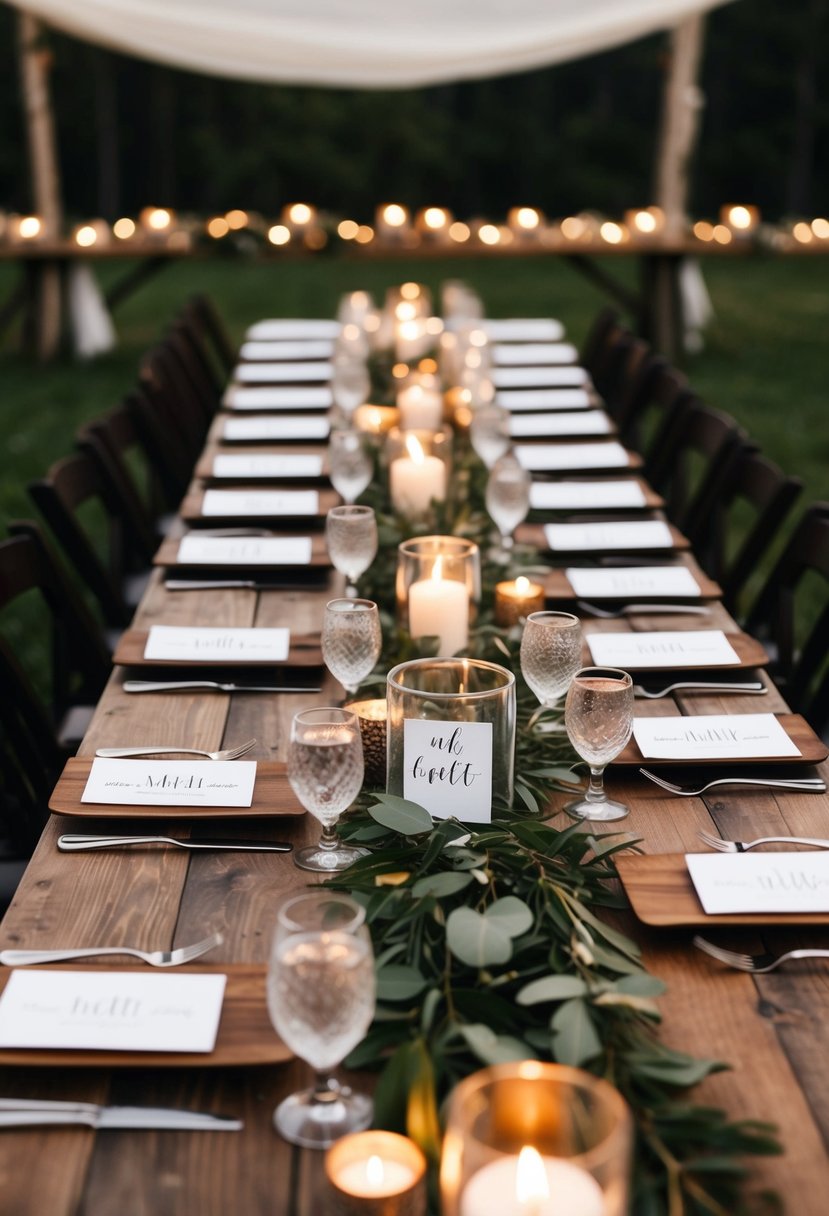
left=326, top=505, right=378, bottom=595
left=322, top=598, right=382, bottom=696
left=287, top=707, right=366, bottom=871
left=564, top=667, right=634, bottom=822
left=485, top=452, right=531, bottom=556
left=519, top=611, right=583, bottom=729
left=470, top=403, right=511, bottom=469
left=328, top=429, right=372, bottom=504
left=331, top=354, right=370, bottom=419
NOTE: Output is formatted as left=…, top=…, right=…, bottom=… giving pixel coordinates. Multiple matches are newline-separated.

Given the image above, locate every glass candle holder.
left=344, top=698, right=388, bottom=788
left=387, top=428, right=453, bottom=519
left=326, top=1131, right=427, bottom=1216
left=386, top=657, right=516, bottom=812
left=440, top=1061, right=632, bottom=1216
left=396, top=536, right=480, bottom=656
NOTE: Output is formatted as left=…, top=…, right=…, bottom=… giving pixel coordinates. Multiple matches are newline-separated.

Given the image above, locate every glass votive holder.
left=387, top=427, right=453, bottom=519
left=353, top=403, right=401, bottom=437
left=344, top=698, right=388, bottom=788
left=325, top=1130, right=427, bottom=1216
left=386, top=657, right=516, bottom=811
left=494, top=576, right=545, bottom=627
left=396, top=381, right=444, bottom=431
left=440, top=1061, right=632, bottom=1216
left=396, top=536, right=480, bottom=654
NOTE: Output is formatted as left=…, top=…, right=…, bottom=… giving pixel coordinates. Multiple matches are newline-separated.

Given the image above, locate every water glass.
left=287, top=706, right=367, bottom=871
left=485, top=452, right=531, bottom=555
left=519, top=611, right=582, bottom=724
left=331, top=353, right=370, bottom=419
left=328, top=429, right=373, bottom=504
left=470, top=403, right=511, bottom=469
left=322, top=598, right=382, bottom=696
left=564, top=667, right=634, bottom=821
left=326, top=504, right=378, bottom=594
left=267, top=890, right=375, bottom=1148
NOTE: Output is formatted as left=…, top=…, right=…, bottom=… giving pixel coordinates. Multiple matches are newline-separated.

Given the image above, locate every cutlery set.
left=0, top=931, right=223, bottom=969
left=123, top=680, right=321, bottom=694
left=0, top=1099, right=242, bottom=1131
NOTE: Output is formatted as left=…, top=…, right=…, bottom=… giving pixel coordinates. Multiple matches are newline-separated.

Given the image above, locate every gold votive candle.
left=354, top=404, right=401, bottom=436
left=345, top=698, right=388, bottom=787
left=326, top=1130, right=427, bottom=1216
left=494, top=576, right=545, bottom=626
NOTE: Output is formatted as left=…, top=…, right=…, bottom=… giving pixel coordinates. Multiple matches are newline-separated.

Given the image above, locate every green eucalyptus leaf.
left=376, top=964, right=429, bottom=1001
left=458, top=1023, right=532, bottom=1066
left=551, top=998, right=602, bottom=1067
left=485, top=895, right=533, bottom=938
left=369, top=796, right=434, bottom=836
left=412, top=871, right=474, bottom=899
left=517, top=975, right=589, bottom=1005
left=614, top=974, right=667, bottom=998
left=446, top=907, right=513, bottom=967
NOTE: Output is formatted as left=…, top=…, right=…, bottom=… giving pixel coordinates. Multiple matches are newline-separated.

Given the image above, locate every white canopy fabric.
left=7, top=0, right=734, bottom=88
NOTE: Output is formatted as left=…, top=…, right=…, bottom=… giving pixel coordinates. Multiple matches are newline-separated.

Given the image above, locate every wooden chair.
left=646, top=399, right=747, bottom=529
left=580, top=307, right=622, bottom=378
left=76, top=403, right=175, bottom=539
left=743, top=503, right=829, bottom=738
left=180, top=293, right=236, bottom=378
left=138, top=340, right=214, bottom=453
left=125, top=385, right=199, bottom=508
left=623, top=360, right=694, bottom=466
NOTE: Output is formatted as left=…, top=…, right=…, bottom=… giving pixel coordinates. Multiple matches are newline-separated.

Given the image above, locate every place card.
left=144, top=625, right=290, bottom=662
left=686, top=853, right=829, bottom=915
left=239, top=339, right=334, bottom=361
left=223, top=386, right=333, bottom=410
left=493, top=342, right=579, bottom=365
left=565, top=566, right=703, bottom=599
left=403, top=720, right=492, bottom=824
left=544, top=520, right=674, bottom=551
left=510, top=411, right=611, bottom=438
left=200, top=489, right=319, bottom=517
left=222, top=416, right=330, bottom=442
left=498, top=388, right=592, bottom=411
left=211, top=454, right=324, bottom=480
left=515, top=442, right=630, bottom=471
left=633, top=713, right=802, bottom=761
left=530, top=480, right=647, bottom=510
left=81, top=758, right=257, bottom=808
left=246, top=318, right=341, bottom=340
left=233, top=361, right=333, bottom=384
left=481, top=318, right=565, bottom=341
left=0, top=971, right=226, bottom=1053
left=492, top=366, right=589, bottom=388
left=176, top=535, right=313, bottom=566
left=587, top=630, right=740, bottom=669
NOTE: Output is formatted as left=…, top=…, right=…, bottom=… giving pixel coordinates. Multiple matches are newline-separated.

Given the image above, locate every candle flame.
left=366, top=1155, right=385, bottom=1189
left=516, top=1146, right=549, bottom=1205
left=405, top=433, right=425, bottom=464
left=431, top=555, right=443, bottom=581
left=515, top=576, right=530, bottom=594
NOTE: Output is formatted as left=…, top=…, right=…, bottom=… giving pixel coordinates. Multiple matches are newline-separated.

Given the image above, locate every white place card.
left=493, top=342, right=579, bottom=366
left=403, top=720, right=492, bottom=824
left=239, top=339, right=334, bottom=361
left=492, top=366, right=589, bottom=388
left=222, top=386, right=333, bottom=410
left=545, top=520, right=674, bottom=552
left=686, top=853, right=829, bottom=915
left=211, top=454, right=324, bottom=480
left=565, top=566, right=703, bottom=599
left=515, top=442, right=630, bottom=472
left=510, top=411, right=611, bottom=438
left=587, top=630, right=740, bottom=669
left=633, top=713, right=801, bottom=761
left=177, top=535, right=313, bottom=567
left=233, top=361, right=332, bottom=384
left=530, top=480, right=647, bottom=510
left=246, top=318, right=341, bottom=340
left=81, top=759, right=257, bottom=808
left=482, top=318, right=565, bottom=341
left=498, top=388, right=592, bottom=411
left=0, top=971, right=226, bottom=1053
left=200, top=489, right=319, bottom=517
left=144, top=625, right=290, bottom=662
left=222, top=416, right=330, bottom=442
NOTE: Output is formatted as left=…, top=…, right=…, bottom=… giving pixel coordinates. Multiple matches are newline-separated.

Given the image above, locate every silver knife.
left=165, top=580, right=272, bottom=591
left=123, top=680, right=321, bottom=694
left=0, top=1098, right=242, bottom=1131
left=58, top=834, right=292, bottom=854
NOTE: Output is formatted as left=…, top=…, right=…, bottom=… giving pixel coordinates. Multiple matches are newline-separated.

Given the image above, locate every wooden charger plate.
left=180, top=486, right=340, bottom=524
left=112, top=630, right=323, bottom=669
left=153, top=533, right=330, bottom=570
left=194, top=446, right=329, bottom=482
left=580, top=628, right=768, bottom=672
left=50, top=758, right=304, bottom=820
left=520, top=520, right=690, bottom=554
left=613, top=713, right=828, bottom=767
left=615, top=853, right=829, bottom=926
left=0, top=964, right=291, bottom=1067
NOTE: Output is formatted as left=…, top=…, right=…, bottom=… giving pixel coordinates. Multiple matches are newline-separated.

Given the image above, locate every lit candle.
left=353, top=404, right=400, bottom=435
left=326, top=1130, right=427, bottom=1216
left=460, top=1146, right=605, bottom=1216
left=390, top=433, right=446, bottom=517
left=397, top=383, right=443, bottom=431
left=343, top=698, right=388, bottom=786
left=408, top=556, right=469, bottom=656
left=494, top=576, right=545, bottom=627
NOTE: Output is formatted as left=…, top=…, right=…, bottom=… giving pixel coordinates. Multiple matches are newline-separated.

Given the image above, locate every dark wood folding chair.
left=622, top=360, right=694, bottom=465
left=580, top=307, right=622, bottom=378
left=646, top=399, right=747, bottom=529
left=76, top=403, right=175, bottom=540
left=181, top=293, right=237, bottom=378
left=138, top=340, right=214, bottom=452
left=743, top=503, right=829, bottom=739
left=125, top=385, right=200, bottom=508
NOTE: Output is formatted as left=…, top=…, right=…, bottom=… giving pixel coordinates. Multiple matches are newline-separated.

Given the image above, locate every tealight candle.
left=494, top=575, right=545, bottom=626
left=397, top=383, right=443, bottom=431
left=326, top=1130, right=427, bottom=1216
left=460, top=1147, right=605, bottom=1216
left=344, top=698, right=388, bottom=786
left=353, top=404, right=401, bottom=436
left=408, top=556, right=469, bottom=656
left=390, top=433, right=446, bottom=517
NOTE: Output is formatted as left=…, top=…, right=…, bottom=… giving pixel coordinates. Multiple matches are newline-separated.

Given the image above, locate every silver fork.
left=95, top=739, right=256, bottom=761
left=633, top=681, right=766, bottom=699
left=639, top=768, right=827, bottom=796
left=697, top=828, right=829, bottom=852
left=577, top=600, right=711, bottom=619
left=0, top=931, right=223, bottom=969
left=693, top=935, right=829, bottom=974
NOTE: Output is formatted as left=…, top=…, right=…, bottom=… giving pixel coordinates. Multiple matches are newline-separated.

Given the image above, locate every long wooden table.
left=1, top=359, right=828, bottom=1214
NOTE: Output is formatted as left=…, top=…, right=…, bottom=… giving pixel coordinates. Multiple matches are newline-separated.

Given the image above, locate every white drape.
left=6, top=0, right=733, bottom=88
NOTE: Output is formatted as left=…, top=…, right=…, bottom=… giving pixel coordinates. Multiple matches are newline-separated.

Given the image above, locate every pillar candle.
left=397, top=384, right=444, bottom=431
left=460, top=1148, right=605, bottom=1216
left=408, top=558, right=469, bottom=656
left=390, top=434, right=446, bottom=516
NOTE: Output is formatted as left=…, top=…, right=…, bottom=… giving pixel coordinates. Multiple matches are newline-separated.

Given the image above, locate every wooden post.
left=17, top=13, right=64, bottom=359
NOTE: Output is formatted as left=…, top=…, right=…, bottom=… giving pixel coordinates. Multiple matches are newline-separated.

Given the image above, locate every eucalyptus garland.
left=333, top=416, right=780, bottom=1215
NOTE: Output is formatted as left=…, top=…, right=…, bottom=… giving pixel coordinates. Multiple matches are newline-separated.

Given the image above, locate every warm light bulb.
left=561, top=216, right=586, bottom=240
left=19, top=216, right=42, bottom=239
left=225, top=209, right=248, bottom=229
left=424, top=207, right=448, bottom=229
left=515, top=207, right=540, bottom=230
left=600, top=221, right=624, bottom=244
left=400, top=282, right=421, bottom=300
left=267, top=224, right=291, bottom=246
left=113, top=217, right=135, bottom=239
left=478, top=224, right=500, bottom=245
left=338, top=219, right=359, bottom=240
left=693, top=221, right=714, bottom=241
left=810, top=217, right=829, bottom=239
left=383, top=204, right=408, bottom=227
left=288, top=203, right=313, bottom=225
left=633, top=210, right=657, bottom=234
left=516, top=1146, right=549, bottom=1205
left=148, top=208, right=171, bottom=230
left=207, top=216, right=230, bottom=238
left=449, top=221, right=470, bottom=242
left=396, top=301, right=417, bottom=321
left=727, top=205, right=752, bottom=230
left=793, top=222, right=813, bottom=244
left=355, top=225, right=374, bottom=243
left=75, top=225, right=97, bottom=247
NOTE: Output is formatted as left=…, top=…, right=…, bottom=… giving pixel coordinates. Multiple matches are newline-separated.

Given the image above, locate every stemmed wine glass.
left=287, top=706, right=366, bottom=871
left=328, top=429, right=372, bottom=504
left=470, top=403, right=511, bottom=469
left=485, top=451, right=531, bottom=557
left=325, top=504, right=378, bottom=596
left=322, top=598, right=382, bottom=696
left=267, top=890, right=375, bottom=1148
left=564, top=667, right=634, bottom=821
left=331, top=353, right=370, bottom=420
left=519, top=611, right=583, bottom=729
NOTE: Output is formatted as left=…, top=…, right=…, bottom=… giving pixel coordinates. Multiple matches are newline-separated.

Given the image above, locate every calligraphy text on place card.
left=403, top=719, right=493, bottom=823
